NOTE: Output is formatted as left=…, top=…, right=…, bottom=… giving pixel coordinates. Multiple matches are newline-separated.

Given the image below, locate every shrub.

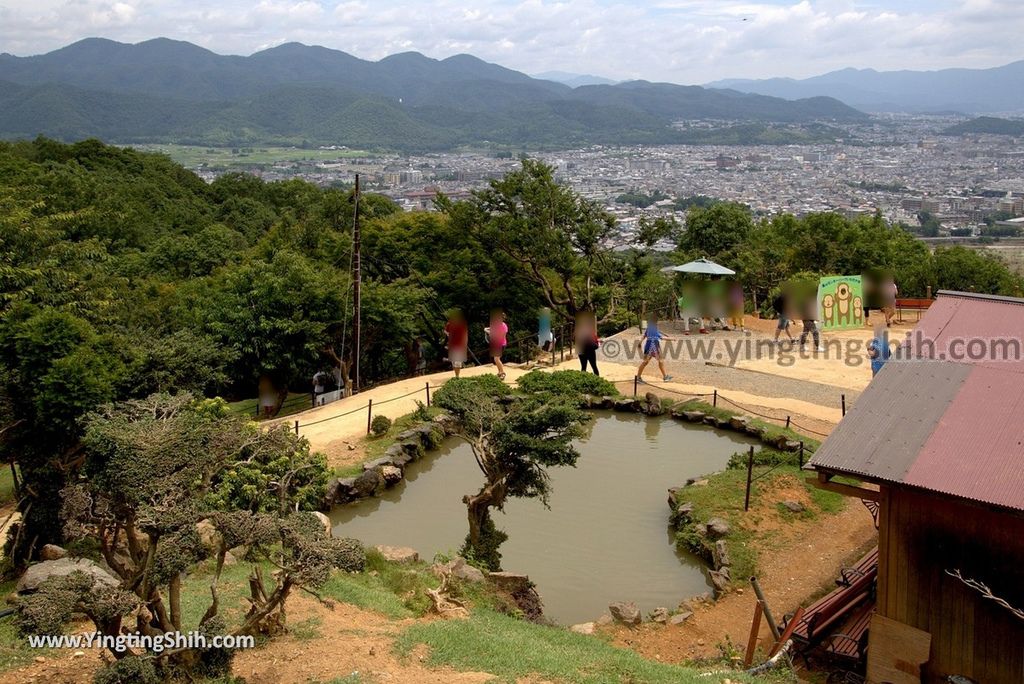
left=726, top=447, right=797, bottom=470
left=516, top=370, right=618, bottom=399
left=370, top=414, right=393, bottom=437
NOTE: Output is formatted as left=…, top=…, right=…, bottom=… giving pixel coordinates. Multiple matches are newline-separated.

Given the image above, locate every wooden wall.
left=876, top=485, right=1024, bottom=683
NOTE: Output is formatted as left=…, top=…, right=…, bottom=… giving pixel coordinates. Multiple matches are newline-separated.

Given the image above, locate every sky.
left=1, top=0, right=1022, bottom=83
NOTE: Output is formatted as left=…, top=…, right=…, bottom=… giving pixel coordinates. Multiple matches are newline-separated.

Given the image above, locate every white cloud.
left=0, top=0, right=1020, bottom=83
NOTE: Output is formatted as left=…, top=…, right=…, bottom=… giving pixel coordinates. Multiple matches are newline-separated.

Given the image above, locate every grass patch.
left=395, top=608, right=757, bottom=684
left=672, top=459, right=848, bottom=583
left=361, top=405, right=441, bottom=461
left=320, top=550, right=435, bottom=619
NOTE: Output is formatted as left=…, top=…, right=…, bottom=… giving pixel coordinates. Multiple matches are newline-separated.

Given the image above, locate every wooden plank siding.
left=875, top=486, right=1024, bottom=683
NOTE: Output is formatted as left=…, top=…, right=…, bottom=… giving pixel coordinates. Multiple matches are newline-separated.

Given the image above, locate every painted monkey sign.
left=817, top=275, right=864, bottom=330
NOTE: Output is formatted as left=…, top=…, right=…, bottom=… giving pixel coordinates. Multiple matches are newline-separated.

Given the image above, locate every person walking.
left=485, top=310, right=508, bottom=380
left=575, top=310, right=600, bottom=375
left=772, top=290, right=794, bottom=344
left=636, top=312, right=673, bottom=383
left=882, top=278, right=898, bottom=327
left=444, top=310, right=469, bottom=378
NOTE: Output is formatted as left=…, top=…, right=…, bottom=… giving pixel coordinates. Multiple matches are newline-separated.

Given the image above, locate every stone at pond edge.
left=570, top=622, right=596, bottom=635
left=380, top=465, right=403, bottom=486
left=783, top=440, right=802, bottom=452
left=670, top=502, right=695, bottom=527
left=353, top=469, right=385, bottom=498
left=362, top=457, right=396, bottom=472
left=613, top=398, right=641, bottom=413
left=432, top=557, right=485, bottom=584
left=487, top=572, right=544, bottom=622
left=595, top=614, right=614, bottom=627
left=325, top=477, right=359, bottom=506
left=729, top=416, right=750, bottom=431
left=17, top=558, right=119, bottom=593
left=312, top=511, right=333, bottom=538
left=608, top=601, right=641, bottom=626
left=706, top=517, right=730, bottom=539
left=649, top=606, right=669, bottom=624
left=713, top=539, right=730, bottom=570
left=681, top=410, right=705, bottom=422
left=40, top=544, right=67, bottom=561
left=708, top=568, right=730, bottom=594
left=669, top=611, right=694, bottom=626
left=782, top=500, right=806, bottom=513
left=374, top=545, right=419, bottom=564
left=599, top=396, right=615, bottom=409
left=195, top=520, right=222, bottom=555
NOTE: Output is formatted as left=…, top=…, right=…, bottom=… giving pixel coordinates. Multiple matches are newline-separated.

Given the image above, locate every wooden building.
left=810, top=291, right=1024, bottom=683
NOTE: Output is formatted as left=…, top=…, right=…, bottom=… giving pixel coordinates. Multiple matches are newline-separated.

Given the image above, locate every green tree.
left=433, top=376, right=588, bottom=570
left=679, top=202, right=753, bottom=260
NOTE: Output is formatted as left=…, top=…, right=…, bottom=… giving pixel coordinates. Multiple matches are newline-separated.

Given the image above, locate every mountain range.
left=533, top=71, right=617, bottom=87
left=0, top=38, right=864, bottom=151
left=708, top=61, right=1024, bottom=114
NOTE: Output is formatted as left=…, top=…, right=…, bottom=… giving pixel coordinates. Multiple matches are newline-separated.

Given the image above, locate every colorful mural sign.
left=817, top=275, right=864, bottom=330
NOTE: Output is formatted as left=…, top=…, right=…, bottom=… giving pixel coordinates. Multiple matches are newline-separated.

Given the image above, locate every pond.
left=330, top=411, right=757, bottom=625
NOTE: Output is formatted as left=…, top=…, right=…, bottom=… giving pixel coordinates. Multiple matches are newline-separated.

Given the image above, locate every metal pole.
left=366, top=398, right=373, bottom=435
left=841, top=394, right=846, bottom=416
left=560, top=325, right=565, bottom=362
left=744, top=445, right=755, bottom=511
left=425, top=382, right=431, bottom=407
left=633, top=376, right=638, bottom=397
left=713, top=389, right=718, bottom=407
left=750, top=577, right=782, bottom=641
left=785, top=415, right=791, bottom=430
left=294, top=420, right=299, bottom=436
left=352, top=173, right=362, bottom=393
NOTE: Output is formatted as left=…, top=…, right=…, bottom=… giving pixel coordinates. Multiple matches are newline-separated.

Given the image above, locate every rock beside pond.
left=432, top=556, right=485, bottom=584
left=40, top=545, right=67, bottom=561
left=570, top=622, right=596, bottom=635
left=488, top=572, right=544, bottom=622
left=353, top=469, right=385, bottom=498
left=713, top=540, right=730, bottom=570
left=670, top=502, right=694, bottom=527
left=608, top=601, right=641, bottom=626
left=782, top=500, right=805, bottom=513
left=714, top=417, right=731, bottom=430
left=649, top=607, right=669, bottom=624
left=744, top=424, right=766, bottom=438
left=433, top=413, right=458, bottom=435
left=325, top=477, right=359, bottom=505
left=783, top=440, right=802, bottom=453
left=709, top=568, right=731, bottom=594
left=362, top=457, right=395, bottom=472
left=729, top=416, right=750, bottom=431
left=613, top=398, right=641, bottom=412
left=374, top=545, right=419, bottom=564
left=312, top=512, right=333, bottom=538
left=380, top=465, right=403, bottom=486
left=399, top=440, right=425, bottom=461
left=706, top=517, right=730, bottom=539
left=680, top=410, right=705, bottom=422
left=17, top=558, right=119, bottom=593
left=669, top=611, right=694, bottom=626
left=595, top=613, right=614, bottom=626
left=702, top=415, right=717, bottom=426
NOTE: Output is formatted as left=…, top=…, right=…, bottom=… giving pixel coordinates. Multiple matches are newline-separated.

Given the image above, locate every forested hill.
left=0, top=38, right=866, bottom=150
left=943, top=116, right=1024, bottom=136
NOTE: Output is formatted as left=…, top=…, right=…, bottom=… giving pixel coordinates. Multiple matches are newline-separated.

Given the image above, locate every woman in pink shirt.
left=485, top=310, right=508, bottom=380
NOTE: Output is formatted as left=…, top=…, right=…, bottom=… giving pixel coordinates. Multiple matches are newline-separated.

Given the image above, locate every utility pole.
left=352, top=173, right=361, bottom=393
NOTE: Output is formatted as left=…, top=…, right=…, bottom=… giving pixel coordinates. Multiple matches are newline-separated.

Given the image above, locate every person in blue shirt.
left=637, top=312, right=674, bottom=383
left=867, top=327, right=891, bottom=376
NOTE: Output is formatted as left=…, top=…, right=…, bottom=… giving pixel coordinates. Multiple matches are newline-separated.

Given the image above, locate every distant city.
left=171, top=114, right=1024, bottom=248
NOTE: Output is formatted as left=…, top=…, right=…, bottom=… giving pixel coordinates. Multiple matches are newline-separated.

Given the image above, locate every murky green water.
left=330, top=411, right=756, bottom=625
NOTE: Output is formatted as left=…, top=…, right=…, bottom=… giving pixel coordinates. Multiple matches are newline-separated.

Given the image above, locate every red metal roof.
left=811, top=291, right=1024, bottom=512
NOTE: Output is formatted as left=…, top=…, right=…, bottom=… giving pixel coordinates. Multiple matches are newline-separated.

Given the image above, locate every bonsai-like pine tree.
left=433, top=375, right=588, bottom=570
left=16, top=393, right=362, bottom=682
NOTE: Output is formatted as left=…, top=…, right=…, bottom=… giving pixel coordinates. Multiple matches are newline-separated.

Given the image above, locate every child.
left=636, top=313, right=673, bottom=383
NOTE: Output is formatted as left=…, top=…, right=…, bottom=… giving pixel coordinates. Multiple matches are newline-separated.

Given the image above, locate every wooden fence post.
left=744, top=445, right=755, bottom=511
left=366, top=399, right=373, bottom=435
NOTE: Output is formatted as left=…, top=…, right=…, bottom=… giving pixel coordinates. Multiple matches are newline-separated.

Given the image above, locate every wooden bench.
left=824, top=600, right=874, bottom=662
left=895, top=297, right=933, bottom=322
left=838, top=546, right=879, bottom=587
left=786, top=549, right=877, bottom=657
